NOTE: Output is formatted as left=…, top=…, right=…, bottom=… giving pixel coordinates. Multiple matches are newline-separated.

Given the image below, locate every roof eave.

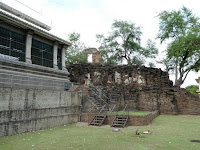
left=0, top=10, right=72, bottom=46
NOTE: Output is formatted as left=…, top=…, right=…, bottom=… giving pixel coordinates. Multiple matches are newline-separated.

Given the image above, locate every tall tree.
left=65, top=32, right=87, bottom=65
left=96, top=20, right=158, bottom=65
left=157, top=6, right=200, bottom=87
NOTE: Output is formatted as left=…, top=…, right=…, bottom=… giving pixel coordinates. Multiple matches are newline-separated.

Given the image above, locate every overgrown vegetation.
left=186, top=85, right=199, bottom=95
left=65, top=32, right=87, bottom=65
left=0, top=115, right=200, bottom=150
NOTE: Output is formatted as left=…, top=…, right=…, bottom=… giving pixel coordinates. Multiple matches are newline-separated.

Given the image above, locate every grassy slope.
left=0, top=115, right=200, bottom=150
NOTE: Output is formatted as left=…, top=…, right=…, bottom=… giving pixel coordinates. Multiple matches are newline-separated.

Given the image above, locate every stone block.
left=60, top=91, right=71, bottom=106
left=34, top=90, right=60, bottom=108
left=0, top=88, right=11, bottom=111
left=11, top=89, right=26, bottom=110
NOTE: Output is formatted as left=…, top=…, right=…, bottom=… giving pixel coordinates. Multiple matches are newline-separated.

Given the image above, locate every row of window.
left=0, top=26, right=62, bottom=69
left=0, top=27, right=25, bottom=61
left=31, top=39, right=54, bottom=68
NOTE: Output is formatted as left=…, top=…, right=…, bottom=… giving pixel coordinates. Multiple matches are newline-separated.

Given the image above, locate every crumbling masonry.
left=67, top=63, right=200, bottom=115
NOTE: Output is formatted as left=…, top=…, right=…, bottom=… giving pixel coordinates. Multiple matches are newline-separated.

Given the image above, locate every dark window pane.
left=0, top=36, right=10, bottom=47
left=31, top=39, right=53, bottom=68
left=11, top=31, right=25, bottom=43
left=0, top=47, right=9, bottom=55
left=0, top=26, right=25, bottom=61
left=0, top=27, right=10, bottom=39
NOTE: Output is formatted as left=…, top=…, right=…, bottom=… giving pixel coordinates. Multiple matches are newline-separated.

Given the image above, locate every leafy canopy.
left=97, top=20, right=158, bottom=65
left=157, top=6, right=200, bottom=86
left=65, top=32, right=87, bottom=65
left=185, top=85, right=199, bottom=95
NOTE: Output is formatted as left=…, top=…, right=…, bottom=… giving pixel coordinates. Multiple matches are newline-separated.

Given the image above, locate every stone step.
left=111, top=116, right=128, bottom=128
left=115, top=120, right=126, bottom=123
left=115, top=118, right=128, bottom=120
left=113, top=123, right=124, bottom=126
left=90, top=123, right=101, bottom=125
left=89, top=115, right=107, bottom=126
left=93, top=118, right=104, bottom=121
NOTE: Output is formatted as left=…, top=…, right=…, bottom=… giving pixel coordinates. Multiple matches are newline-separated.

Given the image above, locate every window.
left=57, top=48, right=62, bottom=70
left=31, top=39, right=53, bottom=68
left=0, top=26, right=25, bottom=61
left=88, top=54, right=93, bottom=63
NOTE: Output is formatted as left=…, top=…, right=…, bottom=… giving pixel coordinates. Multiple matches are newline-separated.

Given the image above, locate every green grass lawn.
left=0, top=115, right=200, bottom=150
left=107, top=111, right=150, bottom=115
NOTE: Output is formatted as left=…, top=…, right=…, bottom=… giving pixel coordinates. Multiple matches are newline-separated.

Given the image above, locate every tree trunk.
left=175, top=71, right=184, bottom=87
left=175, top=78, right=183, bottom=87
left=174, top=62, right=178, bottom=85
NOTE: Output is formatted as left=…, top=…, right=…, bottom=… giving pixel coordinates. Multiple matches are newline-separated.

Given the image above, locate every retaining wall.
left=81, top=111, right=159, bottom=126
left=0, top=87, right=81, bottom=137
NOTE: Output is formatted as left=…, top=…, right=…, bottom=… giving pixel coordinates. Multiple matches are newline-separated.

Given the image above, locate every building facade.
left=0, top=1, right=71, bottom=90
left=0, top=2, right=81, bottom=137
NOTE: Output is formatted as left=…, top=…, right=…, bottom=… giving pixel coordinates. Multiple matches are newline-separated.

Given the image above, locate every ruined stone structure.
left=67, top=63, right=200, bottom=115
left=83, top=48, right=102, bottom=63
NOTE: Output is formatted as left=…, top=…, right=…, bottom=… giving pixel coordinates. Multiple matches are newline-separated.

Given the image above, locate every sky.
left=1, top=0, right=200, bottom=87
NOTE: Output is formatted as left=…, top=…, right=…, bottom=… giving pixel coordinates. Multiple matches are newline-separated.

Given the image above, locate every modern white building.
left=0, top=1, right=71, bottom=90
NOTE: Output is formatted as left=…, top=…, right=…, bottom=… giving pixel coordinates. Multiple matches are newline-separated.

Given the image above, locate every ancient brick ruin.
left=67, top=63, right=200, bottom=115
left=83, top=48, right=102, bottom=63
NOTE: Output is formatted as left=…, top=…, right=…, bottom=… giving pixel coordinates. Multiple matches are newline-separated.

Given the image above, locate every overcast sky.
left=2, top=0, right=200, bottom=87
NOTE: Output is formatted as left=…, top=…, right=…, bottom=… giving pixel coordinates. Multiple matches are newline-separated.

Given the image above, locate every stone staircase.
left=88, top=85, right=108, bottom=111
left=111, top=116, right=128, bottom=128
left=89, top=115, right=107, bottom=126
left=111, top=104, right=128, bottom=128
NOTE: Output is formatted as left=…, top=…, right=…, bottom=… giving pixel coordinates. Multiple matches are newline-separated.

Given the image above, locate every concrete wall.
left=0, top=88, right=81, bottom=137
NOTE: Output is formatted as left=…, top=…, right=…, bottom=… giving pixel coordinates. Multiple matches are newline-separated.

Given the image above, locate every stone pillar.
left=62, top=46, right=67, bottom=71
left=25, top=30, right=33, bottom=63
left=53, top=42, right=58, bottom=69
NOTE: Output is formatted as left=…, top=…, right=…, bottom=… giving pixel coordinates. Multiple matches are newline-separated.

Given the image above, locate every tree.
left=156, top=58, right=174, bottom=73
left=186, top=85, right=199, bottom=95
left=65, top=32, right=87, bottom=65
left=157, top=6, right=200, bottom=87
left=96, top=20, right=158, bottom=65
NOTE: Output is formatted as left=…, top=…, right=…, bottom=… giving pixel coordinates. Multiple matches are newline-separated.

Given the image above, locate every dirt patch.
left=75, top=122, right=116, bottom=128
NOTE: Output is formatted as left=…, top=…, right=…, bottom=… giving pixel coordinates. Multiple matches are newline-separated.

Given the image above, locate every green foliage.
left=65, top=32, right=87, bottom=65
left=97, top=20, right=158, bottom=65
left=157, top=6, right=200, bottom=86
left=186, top=85, right=199, bottom=95
left=148, top=62, right=155, bottom=68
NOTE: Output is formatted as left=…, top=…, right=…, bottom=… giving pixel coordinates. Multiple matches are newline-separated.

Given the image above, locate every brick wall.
left=81, top=111, right=159, bottom=126
left=67, top=64, right=200, bottom=115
